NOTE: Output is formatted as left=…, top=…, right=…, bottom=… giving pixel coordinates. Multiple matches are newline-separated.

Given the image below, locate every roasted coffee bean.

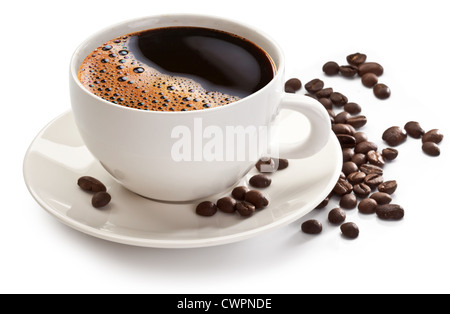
left=347, top=171, right=366, bottom=184
left=344, top=102, right=361, bottom=114
left=284, top=85, right=296, bottom=93
left=77, top=176, right=107, bottom=192
left=334, top=112, right=351, bottom=124
left=347, top=115, right=367, bottom=128
left=373, top=83, right=391, bottom=99
left=305, top=78, right=324, bottom=93
left=249, top=174, right=272, bottom=188
left=382, top=148, right=398, bottom=161
left=337, top=134, right=356, bottom=148
left=367, top=150, right=385, bottom=167
left=353, top=183, right=371, bottom=197
left=255, top=158, right=276, bottom=173
left=315, top=193, right=332, bottom=209
left=236, top=201, right=256, bottom=217
left=347, top=53, right=367, bottom=66
left=342, top=148, right=355, bottom=162
left=330, top=92, right=348, bottom=106
left=319, top=97, right=333, bottom=109
left=301, top=219, right=323, bottom=234
left=332, top=124, right=356, bottom=135
left=378, top=180, right=398, bottom=195
left=316, top=87, right=333, bottom=98
left=341, top=222, right=359, bottom=239
left=422, top=142, right=441, bottom=156
left=370, top=192, right=392, bottom=205
left=322, top=61, right=340, bottom=75
left=339, top=65, right=358, bottom=77
left=358, top=62, right=384, bottom=76
left=354, top=132, right=368, bottom=144
left=355, top=141, right=378, bottom=154
left=305, top=93, right=317, bottom=99
left=359, top=164, right=383, bottom=175
left=196, top=201, right=218, bottom=216
left=364, top=173, right=384, bottom=189
left=358, top=198, right=377, bottom=214
left=382, top=126, right=407, bottom=146
left=91, top=191, right=111, bottom=208
left=333, top=178, right=353, bottom=196
left=328, top=207, right=347, bottom=224
left=245, top=190, right=269, bottom=209
left=340, top=193, right=357, bottom=209
left=285, top=78, right=302, bottom=92
left=376, top=204, right=404, bottom=220
left=339, top=172, right=346, bottom=180
left=231, top=186, right=249, bottom=201
left=404, top=121, right=425, bottom=139
left=422, top=129, right=443, bottom=144
left=361, top=73, right=378, bottom=87
left=351, top=153, right=367, bottom=167
left=342, top=161, right=359, bottom=176
left=217, top=197, right=237, bottom=213
left=275, top=158, right=289, bottom=170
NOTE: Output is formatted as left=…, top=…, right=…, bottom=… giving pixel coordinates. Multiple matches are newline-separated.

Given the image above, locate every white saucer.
left=23, top=110, right=342, bottom=248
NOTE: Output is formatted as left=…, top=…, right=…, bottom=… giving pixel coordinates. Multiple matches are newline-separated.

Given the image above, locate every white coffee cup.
left=69, top=14, right=331, bottom=201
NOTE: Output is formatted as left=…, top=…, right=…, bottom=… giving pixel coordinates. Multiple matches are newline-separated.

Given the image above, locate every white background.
left=2, top=0, right=450, bottom=294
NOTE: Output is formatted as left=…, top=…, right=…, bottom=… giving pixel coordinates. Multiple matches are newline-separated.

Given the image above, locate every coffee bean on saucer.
left=322, top=61, right=340, bottom=75
left=382, top=148, right=398, bottom=161
left=340, top=193, right=357, bottom=209
left=340, top=222, right=359, bottom=239
left=217, top=197, right=237, bottom=213
left=422, top=142, right=441, bottom=156
left=328, top=208, right=346, bottom=224
left=361, top=73, right=378, bottom=87
left=91, top=191, right=111, bottom=208
left=231, top=186, right=249, bottom=201
left=305, top=78, right=324, bottom=93
left=301, top=219, right=323, bottom=234
left=315, top=87, right=333, bottom=99
left=77, top=176, right=107, bottom=192
left=358, top=198, right=377, bottom=214
left=370, top=192, right=392, bottom=205
left=373, top=83, right=391, bottom=99
left=382, top=126, right=407, bottom=146
left=422, top=129, right=443, bottom=144
left=339, top=65, right=358, bottom=77
left=378, top=180, right=398, bottom=194
left=358, top=62, right=384, bottom=77
left=236, top=201, right=255, bottom=217
left=347, top=53, right=367, bottom=66
left=244, top=190, right=269, bottom=209
left=404, top=121, right=425, bottom=139
left=344, top=102, right=361, bottom=114
left=285, top=78, right=302, bottom=93
left=249, top=174, right=272, bottom=188
left=376, top=204, right=404, bottom=220
left=255, top=158, right=276, bottom=173
left=196, top=201, right=218, bottom=217
left=330, top=92, right=348, bottom=106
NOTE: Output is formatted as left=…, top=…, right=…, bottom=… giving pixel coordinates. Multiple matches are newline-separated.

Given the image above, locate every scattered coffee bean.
left=351, top=153, right=367, bottom=167
left=249, top=174, right=272, bottom=188
left=339, top=65, right=358, bottom=77
left=422, top=129, right=443, bottom=144
left=77, top=176, right=107, bottom=192
left=315, top=194, right=331, bottom=209
left=245, top=190, right=269, bottom=209
left=236, top=201, right=255, bottom=217
left=344, top=102, right=362, bottom=114
left=359, top=164, right=383, bottom=175
left=376, top=204, right=404, bottom=220
left=354, top=132, right=368, bottom=144
left=364, top=173, right=384, bottom=189
left=332, top=124, right=356, bottom=135
left=342, top=161, right=359, bottom=176
left=382, top=126, right=407, bottom=146
left=305, top=78, right=324, bottom=93
left=334, top=111, right=351, bottom=124
left=333, top=178, right=353, bottom=196
left=347, top=115, right=367, bottom=128
left=305, top=93, right=317, bottom=99
left=367, top=150, right=385, bottom=167
left=231, top=186, right=249, bottom=201
left=337, top=134, right=356, bottom=148
left=347, top=53, right=367, bottom=66
left=382, top=148, right=398, bottom=161
left=276, top=158, right=289, bottom=170
left=361, top=73, right=378, bottom=87
left=373, top=83, right=391, bottom=99
left=422, top=142, right=440, bottom=156
left=322, top=61, right=340, bottom=75
left=284, top=78, right=302, bottom=93
left=316, top=87, right=333, bottom=99
left=342, top=148, right=354, bottom=162
left=370, top=192, right=392, bottom=205
left=196, top=201, right=218, bottom=217
left=340, top=222, right=359, bottom=239
left=353, top=183, right=371, bottom=198
left=355, top=141, right=378, bottom=154
left=358, top=62, right=384, bottom=76
left=217, top=197, right=237, bottom=213
left=301, top=219, right=323, bottom=234
left=378, top=180, right=397, bottom=194
left=328, top=208, right=346, bottom=224
left=340, top=193, right=357, bottom=209
left=91, top=191, right=111, bottom=208
left=404, top=121, right=425, bottom=139
left=319, top=97, right=333, bottom=109
left=347, top=171, right=366, bottom=184
left=330, top=92, right=348, bottom=106
left=358, top=198, right=377, bottom=214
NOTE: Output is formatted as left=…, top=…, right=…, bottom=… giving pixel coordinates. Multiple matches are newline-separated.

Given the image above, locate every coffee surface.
left=78, top=27, right=275, bottom=111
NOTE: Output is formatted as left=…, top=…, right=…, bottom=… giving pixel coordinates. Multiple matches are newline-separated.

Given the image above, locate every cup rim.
left=70, top=13, right=285, bottom=115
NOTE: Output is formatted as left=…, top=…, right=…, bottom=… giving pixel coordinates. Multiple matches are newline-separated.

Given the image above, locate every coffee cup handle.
left=276, top=93, right=331, bottom=159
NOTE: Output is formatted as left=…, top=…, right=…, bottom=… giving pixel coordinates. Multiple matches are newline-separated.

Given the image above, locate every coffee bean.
left=340, top=222, right=359, bottom=239
left=373, top=83, right=391, bottom=99
left=370, top=192, right=392, bottom=205
left=355, top=141, right=378, bottom=154
left=332, top=124, right=356, bottom=135
left=354, top=132, right=368, bottom=144
left=231, top=186, right=249, bottom=201
left=337, top=134, right=356, bottom=148
left=319, top=97, right=333, bottom=109
left=301, top=219, right=323, bottom=234
left=77, top=176, right=107, bottom=192
left=217, top=197, right=237, bottom=213
left=328, top=207, right=346, bottom=224
left=376, top=204, right=404, bottom=220
left=351, top=153, right=367, bottom=167
left=333, top=178, right=353, bottom=196
left=358, top=62, right=384, bottom=76
left=382, top=126, right=407, bottom=146
left=361, top=73, right=378, bottom=87
left=305, top=78, right=324, bottom=93
left=285, top=78, right=302, bottom=92
left=315, top=193, right=331, bottom=209
left=316, top=87, right=334, bottom=98
left=275, top=158, right=289, bottom=170
left=322, top=61, right=340, bottom=75
left=422, top=142, right=441, bottom=156
left=347, top=53, right=367, bottom=66
left=342, top=148, right=355, bottom=162
left=382, top=148, right=398, bottom=161
left=340, top=193, right=357, bottom=209
left=334, top=112, right=351, bottom=124
left=236, top=201, right=256, bottom=217
left=249, top=174, right=272, bottom=188
left=339, top=65, right=358, bottom=77
left=344, top=102, right=361, bottom=114
left=245, top=190, right=269, bottom=209
left=358, top=198, right=377, bottom=214
left=91, top=191, right=111, bottom=208
left=367, top=150, right=385, bottom=167
left=364, top=173, right=384, bottom=189
left=359, top=164, right=383, bottom=175
left=255, top=157, right=274, bottom=173
left=196, top=201, right=218, bottom=216
left=347, top=171, right=366, bottom=184
left=353, top=183, right=371, bottom=198
left=342, top=161, right=359, bottom=176
left=284, top=85, right=296, bottom=94
left=305, top=93, right=318, bottom=99
left=347, top=115, right=367, bottom=128
left=330, top=92, right=348, bottom=106
left=404, top=121, right=425, bottom=139
left=377, top=180, right=397, bottom=195
left=422, top=129, right=443, bottom=144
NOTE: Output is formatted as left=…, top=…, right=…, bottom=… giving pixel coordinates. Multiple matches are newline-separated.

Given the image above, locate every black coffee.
left=78, top=27, right=276, bottom=111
